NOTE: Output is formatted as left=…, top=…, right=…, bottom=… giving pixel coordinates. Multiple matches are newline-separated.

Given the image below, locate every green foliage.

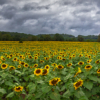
left=97, top=34, right=100, bottom=42
left=0, top=31, right=98, bottom=41
left=78, top=35, right=84, bottom=42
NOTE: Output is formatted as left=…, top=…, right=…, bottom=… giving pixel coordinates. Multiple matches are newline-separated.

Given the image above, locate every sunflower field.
left=0, top=41, right=100, bottom=100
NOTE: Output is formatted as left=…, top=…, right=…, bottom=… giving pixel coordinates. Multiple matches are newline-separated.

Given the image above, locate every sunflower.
left=1, top=57, right=5, bottom=61
left=19, top=55, right=23, bottom=58
left=40, top=60, right=44, bottom=63
left=45, top=65, right=50, bottom=70
left=30, top=66, right=33, bottom=69
left=34, top=68, right=42, bottom=76
left=28, top=55, right=32, bottom=59
left=9, top=54, right=13, bottom=58
left=13, top=57, right=17, bottom=61
left=73, top=79, right=83, bottom=90
left=33, top=64, right=38, bottom=68
left=95, top=60, right=99, bottom=64
left=97, top=68, right=100, bottom=74
left=14, top=86, right=23, bottom=92
left=42, top=69, right=49, bottom=75
left=49, top=78, right=61, bottom=86
left=0, top=60, right=2, bottom=64
left=72, top=54, right=76, bottom=57
left=44, top=57, right=49, bottom=60
left=57, top=65, right=64, bottom=69
left=85, top=54, right=88, bottom=57
left=1, top=63, right=8, bottom=69
left=24, top=63, right=29, bottom=67
left=74, top=67, right=81, bottom=77
left=9, top=66, right=16, bottom=71
left=57, top=56, right=62, bottom=60
left=87, top=60, right=91, bottom=63
left=79, top=54, right=83, bottom=57
left=62, top=58, right=66, bottom=61
left=34, top=56, right=38, bottom=60
left=78, top=61, right=84, bottom=65
left=85, top=65, right=92, bottom=70
left=19, top=61, right=25, bottom=65
left=67, top=63, right=72, bottom=67
left=52, top=63, right=57, bottom=66
left=69, top=56, right=72, bottom=59
left=88, top=55, right=91, bottom=58
left=18, top=65, right=21, bottom=68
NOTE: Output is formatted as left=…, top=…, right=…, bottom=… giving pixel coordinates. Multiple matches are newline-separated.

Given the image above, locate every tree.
left=43, top=35, right=51, bottom=41
left=31, top=35, right=37, bottom=41
left=53, top=33, right=64, bottom=41
left=97, top=34, right=100, bottom=42
left=77, top=35, right=84, bottom=42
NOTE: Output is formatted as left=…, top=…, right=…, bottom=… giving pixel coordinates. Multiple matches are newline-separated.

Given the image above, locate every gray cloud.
left=0, top=0, right=100, bottom=36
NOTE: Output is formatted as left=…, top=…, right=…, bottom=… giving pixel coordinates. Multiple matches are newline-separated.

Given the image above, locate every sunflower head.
left=9, top=66, right=16, bottom=71
left=45, top=65, right=50, bottom=70
left=52, top=63, right=57, bottom=66
left=69, top=56, right=72, bottom=59
left=40, top=60, right=44, bottom=63
left=44, top=57, right=49, bottom=60
left=1, top=63, right=8, bottom=69
left=14, top=86, right=23, bottom=92
left=24, top=63, right=29, bottom=67
left=85, top=65, right=92, bottom=70
left=28, top=55, right=32, bottom=59
left=57, top=65, right=64, bottom=69
left=79, top=54, right=83, bottom=57
left=42, top=69, right=49, bottom=75
left=33, top=64, right=38, bottom=68
left=73, top=79, right=83, bottom=90
left=62, top=58, right=66, bottom=61
left=18, top=65, right=21, bottom=68
left=13, top=57, right=17, bottom=61
left=49, top=78, right=61, bottom=86
left=97, top=69, right=100, bottom=74
left=0, top=60, right=2, bottom=64
left=78, top=61, right=84, bottom=65
left=20, top=61, right=25, bottom=65
left=95, top=60, right=99, bottom=64
left=67, top=63, right=72, bottom=67
left=34, top=56, right=38, bottom=60
left=34, top=68, right=42, bottom=76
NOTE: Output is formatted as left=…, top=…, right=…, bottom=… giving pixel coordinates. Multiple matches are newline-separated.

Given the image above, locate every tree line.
left=0, top=31, right=100, bottom=42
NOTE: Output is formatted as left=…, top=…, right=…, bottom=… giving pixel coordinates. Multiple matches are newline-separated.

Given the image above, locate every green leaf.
left=1, top=73, right=8, bottom=78
left=50, top=92, right=60, bottom=100
left=64, top=74, right=72, bottom=81
left=15, top=70, right=21, bottom=74
left=41, top=86, right=51, bottom=93
left=35, top=92, right=43, bottom=98
left=30, top=74, right=34, bottom=78
left=74, top=90, right=85, bottom=98
left=63, top=90, right=71, bottom=98
left=88, top=75, right=98, bottom=82
left=79, top=96, right=88, bottom=100
left=5, top=81, right=14, bottom=86
left=25, top=94, right=33, bottom=100
left=27, top=83, right=36, bottom=93
left=24, top=77, right=29, bottom=81
left=6, top=92, right=14, bottom=98
left=83, top=81, right=93, bottom=90
left=0, top=88, right=6, bottom=94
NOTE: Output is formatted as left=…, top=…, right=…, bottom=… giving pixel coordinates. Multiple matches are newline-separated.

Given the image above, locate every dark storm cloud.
left=0, top=0, right=11, bottom=5
left=0, top=0, right=100, bottom=36
left=0, top=5, right=17, bottom=19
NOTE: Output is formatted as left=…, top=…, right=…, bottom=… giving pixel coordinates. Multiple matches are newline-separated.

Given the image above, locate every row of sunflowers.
left=0, top=41, right=100, bottom=100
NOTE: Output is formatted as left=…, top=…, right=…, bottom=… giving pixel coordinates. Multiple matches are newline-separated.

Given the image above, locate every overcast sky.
left=0, top=0, right=100, bottom=36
